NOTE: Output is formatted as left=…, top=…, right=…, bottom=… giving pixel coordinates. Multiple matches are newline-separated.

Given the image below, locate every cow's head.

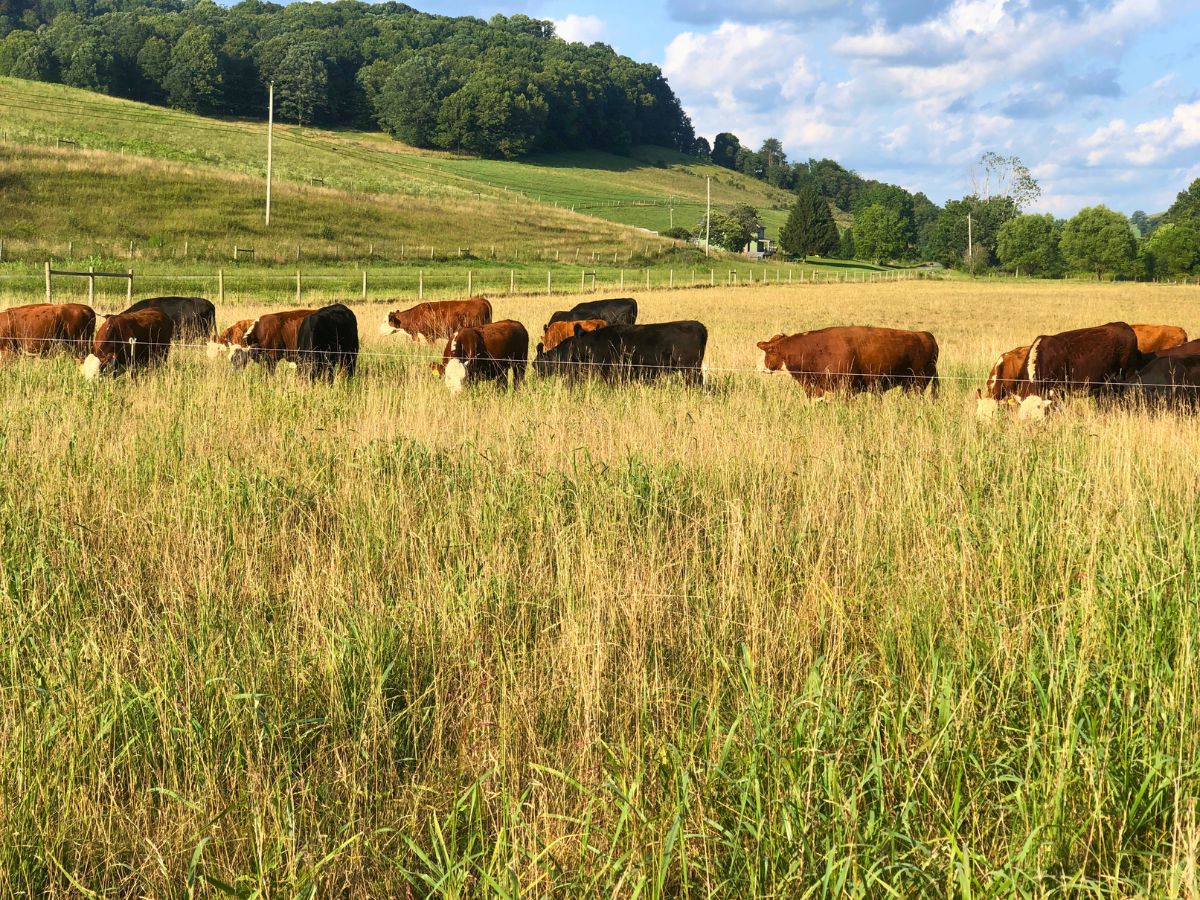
left=443, top=329, right=483, bottom=395
left=756, top=337, right=787, bottom=374
left=975, top=388, right=999, bottom=419
left=80, top=353, right=103, bottom=381
left=1017, top=394, right=1053, bottom=422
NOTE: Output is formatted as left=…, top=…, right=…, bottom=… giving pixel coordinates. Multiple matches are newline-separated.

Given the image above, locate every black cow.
left=534, top=321, right=707, bottom=385
left=296, top=303, right=358, bottom=382
left=544, top=298, right=637, bottom=331
left=121, top=296, right=216, bottom=341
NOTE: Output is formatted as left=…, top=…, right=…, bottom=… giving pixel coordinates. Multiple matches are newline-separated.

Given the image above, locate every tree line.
left=682, top=133, right=1199, bottom=279
left=0, top=0, right=695, bottom=158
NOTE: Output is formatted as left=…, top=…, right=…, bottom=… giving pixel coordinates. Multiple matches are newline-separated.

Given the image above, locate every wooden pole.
left=45, top=261, right=51, bottom=303
left=510, top=270, right=515, bottom=293
left=547, top=271, right=551, bottom=295
left=126, top=270, right=133, bottom=306
left=88, top=266, right=94, bottom=306
left=361, top=270, right=367, bottom=302
left=218, top=268, right=224, bottom=304
left=295, top=269, right=301, bottom=304
left=467, top=270, right=472, bottom=295
left=265, top=81, right=274, bottom=226
left=419, top=270, right=424, bottom=300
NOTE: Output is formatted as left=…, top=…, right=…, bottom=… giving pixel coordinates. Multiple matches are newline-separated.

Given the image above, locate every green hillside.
left=0, top=77, right=795, bottom=243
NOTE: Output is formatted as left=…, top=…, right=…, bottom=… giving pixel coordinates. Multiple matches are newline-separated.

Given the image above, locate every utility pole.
left=705, top=177, right=711, bottom=257
left=265, top=81, right=274, bottom=227
left=967, top=213, right=973, bottom=270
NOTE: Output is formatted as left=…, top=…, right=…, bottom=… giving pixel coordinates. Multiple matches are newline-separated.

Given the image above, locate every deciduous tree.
left=1060, top=206, right=1136, bottom=279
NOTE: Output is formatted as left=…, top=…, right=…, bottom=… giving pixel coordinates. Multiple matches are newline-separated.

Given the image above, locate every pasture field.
left=3, top=281, right=1200, bottom=895
left=0, top=78, right=795, bottom=245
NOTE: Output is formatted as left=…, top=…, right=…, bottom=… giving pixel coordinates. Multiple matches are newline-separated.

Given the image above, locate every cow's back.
left=1022, top=322, right=1139, bottom=395
left=1132, top=323, right=1188, bottom=354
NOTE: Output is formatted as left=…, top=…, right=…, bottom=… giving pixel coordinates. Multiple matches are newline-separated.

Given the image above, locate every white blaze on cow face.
left=757, top=349, right=770, bottom=373
left=976, top=396, right=1000, bottom=419
left=1017, top=395, right=1052, bottom=421
left=378, top=321, right=399, bottom=336
left=444, top=358, right=468, bottom=394
left=81, top=354, right=101, bottom=381
left=206, top=340, right=228, bottom=360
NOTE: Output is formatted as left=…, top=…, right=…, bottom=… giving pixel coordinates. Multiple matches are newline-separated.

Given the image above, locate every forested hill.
left=0, top=0, right=695, bottom=159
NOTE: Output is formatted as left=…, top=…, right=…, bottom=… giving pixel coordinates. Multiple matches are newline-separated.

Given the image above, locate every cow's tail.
left=926, top=334, right=940, bottom=398
left=481, top=297, right=493, bottom=324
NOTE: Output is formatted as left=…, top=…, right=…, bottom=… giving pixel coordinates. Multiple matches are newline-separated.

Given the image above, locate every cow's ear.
left=756, top=341, right=770, bottom=350
left=573, top=323, right=584, bottom=338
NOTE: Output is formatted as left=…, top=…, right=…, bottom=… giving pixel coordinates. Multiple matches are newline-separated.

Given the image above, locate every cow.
left=975, top=344, right=1030, bottom=418
left=0, top=303, right=95, bottom=358
left=121, top=296, right=216, bottom=342
left=440, top=320, right=529, bottom=394
left=756, top=326, right=939, bottom=398
left=206, top=318, right=256, bottom=360
left=297, top=304, right=359, bottom=382
left=1017, top=322, right=1141, bottom=400
left=541, top=318, right=607, bottom=353
left=81, top=308, right=173, bottom=379
left=534, top=321, right=707, bottom=385
left=1131, top=354, right=1200, bottom=409
left=1150, top=337, right=1200, bottom=359
left=1131, top=323, right=1188, bottom=355
left=380, top=297, right=492, bottom=343
left=543, top=298, right=637, bottom=333
left=231, top=309, right=314, bottom=371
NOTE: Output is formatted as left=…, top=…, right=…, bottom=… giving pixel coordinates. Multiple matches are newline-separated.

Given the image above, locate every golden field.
left=3, top=280, right=1200, bottom=896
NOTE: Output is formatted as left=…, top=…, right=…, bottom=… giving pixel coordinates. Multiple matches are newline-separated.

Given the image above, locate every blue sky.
left=419, top=0, right=1200, bottom=215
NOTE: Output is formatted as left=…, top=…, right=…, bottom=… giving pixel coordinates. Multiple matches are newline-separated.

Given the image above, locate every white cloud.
left=553, top=14, right=606, bottom=44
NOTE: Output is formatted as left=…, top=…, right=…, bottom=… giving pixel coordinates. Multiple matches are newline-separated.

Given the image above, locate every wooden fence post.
left=467, top=270, right=473, bottom=295
left=45, top=261, right=51, bottom=303
left=419, top=270, right=424, bottom=300
left=547, top=271, right=552, bottom=295
left=126, top=270, right=133, bottom=305
left=128, top=240, right=134, bottom=260
left=620, top=270, right=624, bottom=290
left=510, top=270, right=515, bottom=294
left=218, top=269, right=224, bottom=304
left=296, top=270, right=301, bottom=304
left=362, top=270, right=367, bottom=302
left=645, top=269, right=650, bottom=290
left=88, top=266, right=94, bottom=306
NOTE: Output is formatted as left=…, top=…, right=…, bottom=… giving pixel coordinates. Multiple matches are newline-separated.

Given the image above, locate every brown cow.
left=440, top=320, right=529, bottom=394
left=975, top=344, right=1030, bottom=418
left=756, top=326, right=939, bottom=398
left=1131, top=323, right=1188, bottom=355
left=0, top=303, right=95, bottom=358
left=541, top=318, right=607, bottom=352
left=231, top=309, right=314, bottom=371
left=81, top=308, right=173, bottom=379
left=381, top=297, right=492, bottom=343
left=206, top=318, right=256, bottom=360
left=1018, top=321, right=1141, bottom=400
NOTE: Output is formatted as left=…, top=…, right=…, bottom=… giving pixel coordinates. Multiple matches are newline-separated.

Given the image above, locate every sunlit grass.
left=2, top=281, right=1200, bottom=895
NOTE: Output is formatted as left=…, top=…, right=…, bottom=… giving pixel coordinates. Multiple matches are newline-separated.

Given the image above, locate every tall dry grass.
left=2, top=281, right=1200, bottom=896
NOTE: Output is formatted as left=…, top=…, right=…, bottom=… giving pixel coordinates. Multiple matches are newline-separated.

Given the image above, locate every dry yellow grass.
left=2, top=280, right=1200, bottom=896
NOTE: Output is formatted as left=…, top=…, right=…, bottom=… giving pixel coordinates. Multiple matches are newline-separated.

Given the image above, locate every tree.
left=837, top=227, right=855, bottom=260
left=926, top=195, right=1019, bottom=269
left=435, top=65, right=549, bottom=158
left=164, top=26, right=222, bottom=112
left=690, top=136, right=711, bottom=159
left=703, top=204, right=761, bottom=252
left=373, top=55, right=455, bottom=148
left=1166, top=179, right=1200, bottom=231
left=779, top=184, right=838, bottom=259
left=854, top=204, right=906, bottom=263
left=1130, top=210, right=1153, bottom=238
left=1060, top=206, right=1136, bottom=279
left=274, top=42, right=328, bottom=127
left=1144, top=223, right=1199, bottom=278
left=63, top=35, right=112, bottom=92
left=711, top=132, right=741, bottom=169
left=996, top=214, right=1062, bottom=276
left=972, top=151, right=1041, bottom=209
left=758, top=137, right=790, bottom=188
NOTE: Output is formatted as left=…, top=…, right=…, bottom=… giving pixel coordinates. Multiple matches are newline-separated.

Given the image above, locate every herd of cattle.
left=1, top=294, right=1198, bottom=415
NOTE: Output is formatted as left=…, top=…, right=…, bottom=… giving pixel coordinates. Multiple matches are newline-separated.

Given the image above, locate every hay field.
left=3, top=281, right=1200, bottom=896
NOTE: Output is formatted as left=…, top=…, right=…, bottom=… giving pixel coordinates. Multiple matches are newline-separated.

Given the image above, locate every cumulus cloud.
left=553, top=14, right=607, bottom=44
